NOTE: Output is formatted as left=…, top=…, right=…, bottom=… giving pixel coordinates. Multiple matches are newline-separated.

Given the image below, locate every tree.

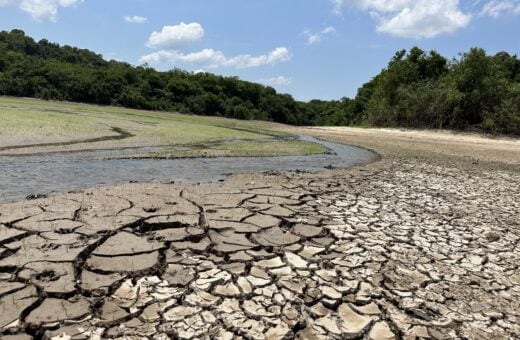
left=0, top=29, right=308, bottom=125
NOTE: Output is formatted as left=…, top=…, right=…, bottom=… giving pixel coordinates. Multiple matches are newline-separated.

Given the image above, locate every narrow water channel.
left=0, top=136, right=377, bottom=203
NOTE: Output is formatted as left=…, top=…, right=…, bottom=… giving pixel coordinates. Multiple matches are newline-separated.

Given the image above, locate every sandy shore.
left=298, top=126, right=520, bottom=169
left=0, top=127, right=518, bottom=339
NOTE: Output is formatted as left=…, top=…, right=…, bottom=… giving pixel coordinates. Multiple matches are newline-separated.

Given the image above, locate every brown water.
left=0, top=136, right=376, bottom=203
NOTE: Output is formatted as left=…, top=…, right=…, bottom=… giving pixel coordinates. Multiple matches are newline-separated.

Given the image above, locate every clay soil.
left=0, top=127, right=518, bottom=339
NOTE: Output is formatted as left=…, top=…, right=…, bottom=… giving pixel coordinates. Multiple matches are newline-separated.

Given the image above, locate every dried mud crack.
left=0, top=158, right=518, bottom=339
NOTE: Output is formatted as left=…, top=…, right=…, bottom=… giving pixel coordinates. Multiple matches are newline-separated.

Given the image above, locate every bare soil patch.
left=0, top=129, right=518, bottom=338
left=0, top=125, right=519, bottom=338
left=296, top=126, right=520, bottom=170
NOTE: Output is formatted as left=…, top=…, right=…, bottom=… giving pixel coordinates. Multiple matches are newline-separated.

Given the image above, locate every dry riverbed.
left=0, top=128, right=518, bottom=339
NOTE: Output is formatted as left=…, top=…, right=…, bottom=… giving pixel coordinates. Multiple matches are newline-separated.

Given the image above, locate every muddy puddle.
left=0, top=136, right=376, bottom=203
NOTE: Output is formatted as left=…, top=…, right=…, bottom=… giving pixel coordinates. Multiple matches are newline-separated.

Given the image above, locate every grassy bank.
left=0, top=96, right=325, bottom=157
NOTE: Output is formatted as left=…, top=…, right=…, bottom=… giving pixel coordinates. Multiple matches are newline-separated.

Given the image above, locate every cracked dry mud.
left=0, top=159, right=518, bottom=339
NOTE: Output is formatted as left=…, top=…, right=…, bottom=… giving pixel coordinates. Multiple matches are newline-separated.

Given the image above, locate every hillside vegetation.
left=0, top=30, right=309, bottom=125
left=323, top=47, right=520, bottom=135
left=1, top=30, right=519, bottom=135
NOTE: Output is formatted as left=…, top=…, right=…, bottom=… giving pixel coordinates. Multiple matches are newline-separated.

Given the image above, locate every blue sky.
left=0, top=0, right=519, bottom=101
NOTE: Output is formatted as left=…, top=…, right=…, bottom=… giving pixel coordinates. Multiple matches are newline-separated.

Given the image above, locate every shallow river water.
left=0, top=136, right=376, bottom=203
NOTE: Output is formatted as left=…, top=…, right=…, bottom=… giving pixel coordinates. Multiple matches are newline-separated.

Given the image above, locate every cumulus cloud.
left=479, top=1, right=520, bottom=18
left=259, top=76, right=292, bottom=86
left=146, top=22, right=204, bottom=49
left=142, top=21, right=291, bottom=70
left=140, top=47, right=292, bottom=69
left=332, top=0, right=409, bottom=14
left=332, top=0, right=471, bottom=38
left=124, top=15, right=148, bottom=24
left=0, top=0, right=82, bottom=21
left=304, top=26, right=336, bottom=45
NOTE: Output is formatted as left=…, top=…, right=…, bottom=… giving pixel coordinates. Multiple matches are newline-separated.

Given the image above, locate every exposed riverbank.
left=0, top=127, right=518, bottom=339
left=294, top=126, right=520, bottom=171
left=0, top=135, right=375, bottom=203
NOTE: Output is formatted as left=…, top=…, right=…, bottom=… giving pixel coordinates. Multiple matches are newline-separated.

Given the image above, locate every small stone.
left=468, top=255, right=484, bottom=266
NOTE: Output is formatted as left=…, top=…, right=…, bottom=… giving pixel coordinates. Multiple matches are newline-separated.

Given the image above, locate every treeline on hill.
left=1, top=29, right=519, bottom=135
left=0, top=29, right=310, bottom=124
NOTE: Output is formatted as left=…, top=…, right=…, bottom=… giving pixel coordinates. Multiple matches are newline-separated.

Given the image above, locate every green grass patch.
left=0, top=96, right=292, bottom=152
left=0, top=106, right=109, bottom=139
left=141, top=140, right=327, bottom=159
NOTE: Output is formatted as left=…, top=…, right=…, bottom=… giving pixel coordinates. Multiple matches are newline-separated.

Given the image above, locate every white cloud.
left=0, top=0, right=82, bottom=21
left=140, top=47, right=292, bottom=69
left=259, top=76, right=292, bottom=86
left=124, top=15, right=148, bottom=24
left=332, top=0, right=471, bottom=38
left=227, top=47, right=292, bottom=68
left=479, top=1, right=520, bottom=17
left=332, top=0, right=410, bottom=14
left=146, top=22, right=204, bottom=49
left=304, top=26, right=336, bottom=45
left=141, top=49, right=224, bottom=68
